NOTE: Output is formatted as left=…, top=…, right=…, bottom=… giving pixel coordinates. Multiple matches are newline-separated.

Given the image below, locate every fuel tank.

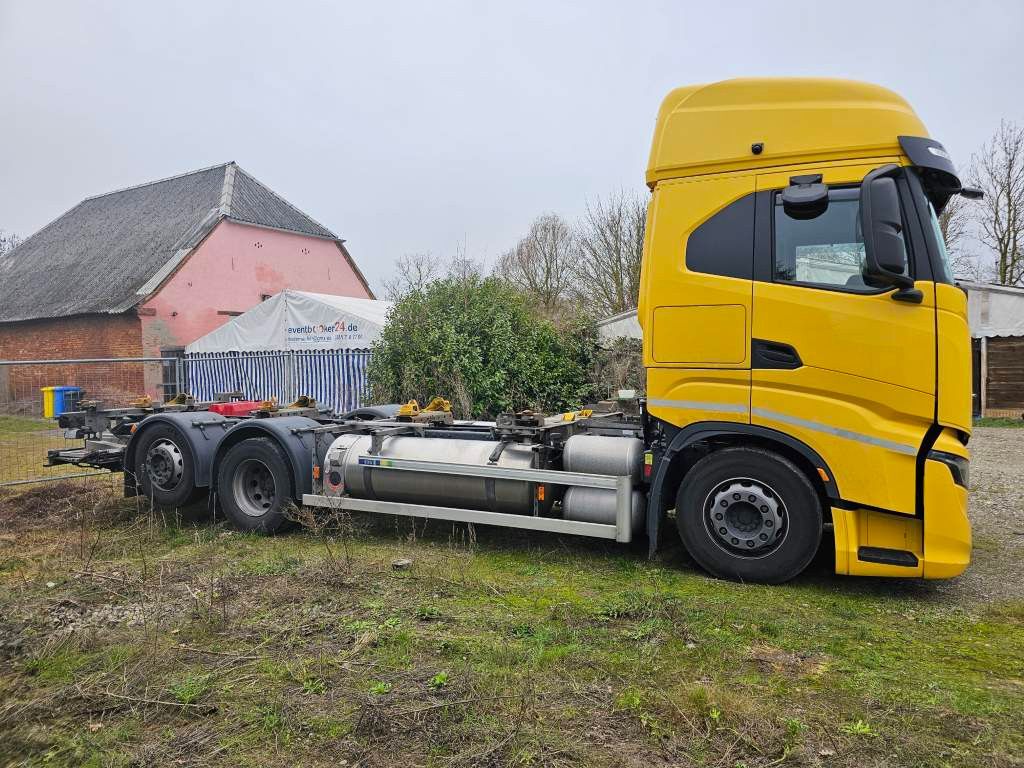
left=323, top=434, right=550, bottom=515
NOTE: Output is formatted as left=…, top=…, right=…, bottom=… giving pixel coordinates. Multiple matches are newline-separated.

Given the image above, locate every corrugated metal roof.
left=229, top=167, right=337, bottom=240
left=0, top=162, right=343, bottom=323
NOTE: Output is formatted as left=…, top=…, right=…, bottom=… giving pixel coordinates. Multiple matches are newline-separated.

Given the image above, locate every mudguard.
left=210, top=416, right=322, bottom=501
left=123, top=412, right=232, bottom=494
left=646, top=420, right=840, bottom=557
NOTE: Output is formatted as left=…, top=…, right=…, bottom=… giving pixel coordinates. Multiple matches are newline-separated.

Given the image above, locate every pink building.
left=0, top=162, right=372, bottom=399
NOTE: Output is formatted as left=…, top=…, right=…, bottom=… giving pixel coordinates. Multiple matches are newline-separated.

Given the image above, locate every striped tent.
left=184, top=291, right=391, bottom=414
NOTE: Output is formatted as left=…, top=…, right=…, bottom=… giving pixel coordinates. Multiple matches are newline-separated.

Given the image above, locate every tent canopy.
left=186, top=290, right=393, bottom=353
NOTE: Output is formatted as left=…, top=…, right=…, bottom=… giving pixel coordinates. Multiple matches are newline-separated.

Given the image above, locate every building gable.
left=0, top=163, right=361, bottom=323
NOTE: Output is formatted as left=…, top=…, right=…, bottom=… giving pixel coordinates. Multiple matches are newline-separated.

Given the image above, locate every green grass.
left=0, top=413, right=55, bottom=433
left=168, top=672, right=212, bottom=705
left=1, top=496, right=1022, bottom=767
left=974, top=416, right=1024, bottom=427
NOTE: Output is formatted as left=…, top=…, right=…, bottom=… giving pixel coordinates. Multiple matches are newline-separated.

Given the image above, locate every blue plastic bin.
left=52, top=386, right=83, bottom=415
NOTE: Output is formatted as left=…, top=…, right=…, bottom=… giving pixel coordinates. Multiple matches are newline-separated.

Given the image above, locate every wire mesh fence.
left=0, top=357, right=181, bottom=487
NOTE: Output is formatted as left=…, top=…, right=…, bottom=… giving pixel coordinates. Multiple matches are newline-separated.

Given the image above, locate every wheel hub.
left=146, top=439, right=184, bottom=491
left=231, top=459, right=276, bottom=517
left=705, top=479, right=786, bottom=556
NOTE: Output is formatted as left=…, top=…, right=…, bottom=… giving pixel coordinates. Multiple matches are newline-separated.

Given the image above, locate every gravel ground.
left=953, top=426, right=1024, bottom=603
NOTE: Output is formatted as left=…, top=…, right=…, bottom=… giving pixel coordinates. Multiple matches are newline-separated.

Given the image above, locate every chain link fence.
left=0, top=357, right=181, bottom=487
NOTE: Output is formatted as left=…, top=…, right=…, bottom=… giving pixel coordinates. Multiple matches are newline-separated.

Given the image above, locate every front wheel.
left=675, top=447, right=822, bottom=584
left=216, top=438, right=295, bottom=533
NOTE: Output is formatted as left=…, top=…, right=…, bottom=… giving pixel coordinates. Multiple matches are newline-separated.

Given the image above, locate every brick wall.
left=0, top=313, right=146, bottom=413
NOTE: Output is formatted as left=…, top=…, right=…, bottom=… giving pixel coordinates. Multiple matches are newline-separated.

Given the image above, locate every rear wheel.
left=675, top=447, right=822, bottom=583
left=133, top=424, right=202, bottom=508
left=217, top=437, right=294, bottom=533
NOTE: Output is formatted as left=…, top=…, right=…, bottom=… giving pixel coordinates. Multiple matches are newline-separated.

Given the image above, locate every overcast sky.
left=2, top=0, right=1022, bottom=293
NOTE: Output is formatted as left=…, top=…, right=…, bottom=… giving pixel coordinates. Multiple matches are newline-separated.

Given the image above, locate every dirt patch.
left=747, top=642, right=826, bottom=676
left=0, top=480, right=132, bottom=532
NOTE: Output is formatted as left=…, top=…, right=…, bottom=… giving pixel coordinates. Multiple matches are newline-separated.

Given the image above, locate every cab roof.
left=646, top=78, right=930, bottom=186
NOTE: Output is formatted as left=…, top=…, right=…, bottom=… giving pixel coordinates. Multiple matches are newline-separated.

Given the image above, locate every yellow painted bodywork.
left=832, top=507, right=924, bottom=577
left=833, top=455, right=970, bottom=579
left=647, top=78, right=928, bottom=185
left=751, top=161, right=935, bottom=516
left=640, top=173, right=753, bottom=430
left=642, top=78, right=972, bottom=580
left=935, top=284, right=973, bottom=432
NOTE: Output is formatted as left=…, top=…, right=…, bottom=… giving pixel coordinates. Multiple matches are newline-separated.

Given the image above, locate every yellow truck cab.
left=639, top=78, right=973, bottom=583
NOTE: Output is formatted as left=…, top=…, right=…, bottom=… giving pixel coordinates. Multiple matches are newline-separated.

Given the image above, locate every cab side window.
left=687, top=193, right=755, bottom=279
left=773, top=187, right=909, bottom=291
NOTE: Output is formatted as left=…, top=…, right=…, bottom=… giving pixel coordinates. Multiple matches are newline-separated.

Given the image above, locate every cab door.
left=751, top=162, right=935, bottom=515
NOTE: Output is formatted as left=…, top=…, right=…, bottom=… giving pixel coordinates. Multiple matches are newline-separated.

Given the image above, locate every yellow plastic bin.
left=40, top=386, right=56, bottom=418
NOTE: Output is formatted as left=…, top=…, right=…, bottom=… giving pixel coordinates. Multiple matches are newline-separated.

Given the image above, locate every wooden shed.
left=965, top=282, right=1024, bottom=418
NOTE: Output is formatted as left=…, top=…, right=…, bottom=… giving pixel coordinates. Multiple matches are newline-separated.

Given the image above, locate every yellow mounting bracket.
left=422, top=397, right=452, bottom=413
left=398, top=399, right=421, bottom=418
left=561, top=408, right=594, bottom=422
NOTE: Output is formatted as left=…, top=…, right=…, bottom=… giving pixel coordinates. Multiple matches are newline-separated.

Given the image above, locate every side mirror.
left=860, top=165, right=911, bottom=290
left=781, top=174, right=828, bottom=219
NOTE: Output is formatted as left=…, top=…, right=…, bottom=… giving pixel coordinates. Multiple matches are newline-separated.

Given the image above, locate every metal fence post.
left=174, top=357, right=184, bottom=397
left=288, top=350, right=296, bottom=404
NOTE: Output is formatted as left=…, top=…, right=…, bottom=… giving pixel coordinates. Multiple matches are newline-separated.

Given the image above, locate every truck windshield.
left=908, top=168, right=956, bottom=284
left=923, top=196, right=955, bottom=284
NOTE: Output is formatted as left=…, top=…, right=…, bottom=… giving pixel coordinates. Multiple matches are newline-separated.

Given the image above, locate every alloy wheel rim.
left=146, top=439, right=184, bottom=491
left=231, top=458, right=276, bottom=517
left=703, top=477, right=788, bottom=558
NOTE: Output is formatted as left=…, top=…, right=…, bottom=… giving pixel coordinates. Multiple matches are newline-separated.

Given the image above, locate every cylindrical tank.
left=562, top=434, right=644, bottom=482
left=563, top=486, right=646, bottom=534
left=561, top=435, right=646, bottom=532
left=323, top=434, right=551, bottom=515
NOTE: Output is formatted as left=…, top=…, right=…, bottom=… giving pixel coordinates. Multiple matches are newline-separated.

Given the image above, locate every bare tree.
left=972, top=121, right=1024, bottom=286
left=0, top=230, right=22, bottom=257
left=381, top=253, right=441, bottom=300
left=571, top=191, right=647, bottom=317
left=446, top=239, right=484, bottom=282
left=494, top=213, right=575, bottom=318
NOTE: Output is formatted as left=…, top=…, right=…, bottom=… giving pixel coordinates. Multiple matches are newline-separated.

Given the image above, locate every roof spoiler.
left=898, top=135, right=983, bottom=209
left=898, top=135, right=962, bottom=193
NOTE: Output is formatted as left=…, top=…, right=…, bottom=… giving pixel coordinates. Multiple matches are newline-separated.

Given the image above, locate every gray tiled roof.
left=0, top=163, right=343, bottom=322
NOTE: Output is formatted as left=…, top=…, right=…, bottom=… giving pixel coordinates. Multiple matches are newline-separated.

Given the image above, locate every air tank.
left=561, top=434, right=646, bottom=531
left=323, top=433, right=551, bottom=515
left=562, top=434, right=645, bottom=481
left=562, top=486, right=646, bottom=534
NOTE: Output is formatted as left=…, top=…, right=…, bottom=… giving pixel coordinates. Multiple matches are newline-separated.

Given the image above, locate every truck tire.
left=675, top=447, right=821, bottom=584
left=216, top=437, right=294, bottom=533
left=133, top=424, right=202, bottom=508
